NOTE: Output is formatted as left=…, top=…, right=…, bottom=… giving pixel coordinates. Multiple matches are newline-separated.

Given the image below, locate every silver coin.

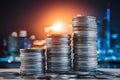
left=73, top=43, right=96, bottom=47
left=74, top=60, right=97, bottom=64
left=73, top=59, right=97, bottom=63
left=47, top=54, right=71, bottom=57
left=47, top=51, right=71, bottom=54
left=20, top=53, right=44, bottom=56
left=47, top=57, right=71, bottom=61
left=74, top=62, right=97, bottom=69
left=73, top=54, right=97, bottom=58
left=73, top=49, right=97, bottom=52
left=47, top=59, right=71, bottom=63
left=73, top=47, right=96, bottom=51
left=72, top=19, right=96, bottom=23
left=46, top=39, right=70, bottom=44
left=74, top=57, right=97, bottom=61
left=72, top=22, right=97, bottom=26
left=20, top=48, right=45, bottom=53
left=20, top=56, right=44, bottom=60
left=47, top=66, right=71, bottom=69
left=21, top=63, right=44, bottom=66
left=73, top=27, right=96, bottom=31
left=72, top=16, right=96, bottom=28
left=72, top=16, right=96, bottom=20
left=74, top=54, right=97, bottom=58
left=46, top=44, right=70, bottom=48
left=73, top=36, right=96, bottom=40
left=73, top=51, right=97, bottom=55
left=73, top=45, right=96, bottom=49
left=20, top=66, right=44, bottom=69
left=47, top=63, right=71, bottom=66
left=47, top=51, right=71, bottom=55
left=73, top=66, right=97, bottom=71
left=47, top=62, right=71, bottom=65
left=21, top=79, right=41, bottom=80
left=47, top=34, right=71, bottom=38
left=73, top=31, right=96, bottom=35
left=20, top=70, right=44, bottom=75
left=58, top=74, right=78, bottom=79
left=47, top=61, right=71, bottom=64
left=20, top=66, right=44, bottom=70
left=73, top=37, right=96, bottom=41
left=73, top=64, right=97, bottom=68
left=20, top=69, right=44, bottom=73
left=48, top=66, right=71, bottom=70
left=72, top=18, right=96, bottom=22
left=47, top=47, right=71, bottom=53
left=47, top=47, right=71, bottom=51
left=21, top=59, right=44, bottom=62
left=47, top=37, right=70, bottom=40
left=21, top=61, right=44, bottom=65
left=72, top=23, right=97, bottom=28
left=73, top=41, right=96, bottom=45
left=73, top=35, right=96, bottom=42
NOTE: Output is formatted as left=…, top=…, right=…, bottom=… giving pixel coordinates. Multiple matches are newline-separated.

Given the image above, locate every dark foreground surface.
left=0, top=68, right=120, bottom=80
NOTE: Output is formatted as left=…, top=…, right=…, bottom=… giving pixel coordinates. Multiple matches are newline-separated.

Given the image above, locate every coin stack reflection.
left=72, top=16, right=97, bottom=77
left=20, top=49, right=45, bottom=77
left=46, top=34, right=71, bottom=73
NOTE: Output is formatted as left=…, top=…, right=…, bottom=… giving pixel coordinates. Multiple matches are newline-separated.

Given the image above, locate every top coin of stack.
left=46, top=34, right=71, bottom=73
left=72, top=15, right=97, bottom=76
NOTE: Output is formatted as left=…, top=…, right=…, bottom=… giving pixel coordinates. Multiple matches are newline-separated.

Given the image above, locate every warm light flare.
left=77, top=14, right=82, bottom=17
left=51, top=21, right=64, bottom=32
left=45, top=20, right=73, bottom=35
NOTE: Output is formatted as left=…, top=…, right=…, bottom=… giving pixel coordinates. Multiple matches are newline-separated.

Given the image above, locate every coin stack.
left=46, top=34, right=71, bottom=73
left=20, top=49, right=45, bottom=77
left=72, top=16, right=97, bottom=77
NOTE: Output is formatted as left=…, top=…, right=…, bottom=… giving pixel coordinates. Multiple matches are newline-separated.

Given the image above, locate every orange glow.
left=33, top=40, right=46, bottom=46
left=45, top=21, right=72, bottom=34
left=77, top=14, right=82, bottom=17
left=50, top=21, right=64, bottom=33
left=32, top=40, right=46, bottom=49
left=30, top=1, right=89, bottom=39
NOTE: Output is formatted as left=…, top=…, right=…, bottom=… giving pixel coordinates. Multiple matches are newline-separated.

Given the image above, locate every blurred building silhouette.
left=97, top=2, right=120, bottom=63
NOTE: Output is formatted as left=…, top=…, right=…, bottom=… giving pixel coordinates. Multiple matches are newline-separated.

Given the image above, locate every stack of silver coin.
left=20, top=49, right=45, bottom=77
left=72, top=16, right=97, bottom=77
left=46, top=34, right=71, bottom=73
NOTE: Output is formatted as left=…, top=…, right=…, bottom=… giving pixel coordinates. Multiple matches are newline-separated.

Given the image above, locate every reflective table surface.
left=0, top=68, right=120, bottom=80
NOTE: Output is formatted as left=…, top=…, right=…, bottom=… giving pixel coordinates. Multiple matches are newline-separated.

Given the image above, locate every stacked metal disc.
left=20, top=49, right=45, bottom=77
left=72, top=16, right=97, bottom=76
left=46, top=34, right=71, bottom=73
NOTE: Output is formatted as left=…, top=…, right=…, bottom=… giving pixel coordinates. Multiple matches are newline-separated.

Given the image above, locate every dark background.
left=0, top=0, right=119, bottom=39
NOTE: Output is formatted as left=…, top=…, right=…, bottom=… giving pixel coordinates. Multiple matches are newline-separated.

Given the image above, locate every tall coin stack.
left=72, top=16, right=97, bottom=77
left=46, top=34, right=71, bottom=73
left=20, top=49, right=45, bottom=77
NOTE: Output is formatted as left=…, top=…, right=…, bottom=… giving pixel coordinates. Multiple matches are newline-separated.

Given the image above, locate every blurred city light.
left=111, top=34, right=118, bottom=39
left=45, top=21, right=72, bottom=34
left=50, top=21, right=64, bottom=33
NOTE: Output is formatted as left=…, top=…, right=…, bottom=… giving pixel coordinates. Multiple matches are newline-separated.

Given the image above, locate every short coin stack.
left=20, top=49, right=45, bottom=77
left=46, top=34, right=71, bottom=73
left=72, top=16, right=97, bottom=77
